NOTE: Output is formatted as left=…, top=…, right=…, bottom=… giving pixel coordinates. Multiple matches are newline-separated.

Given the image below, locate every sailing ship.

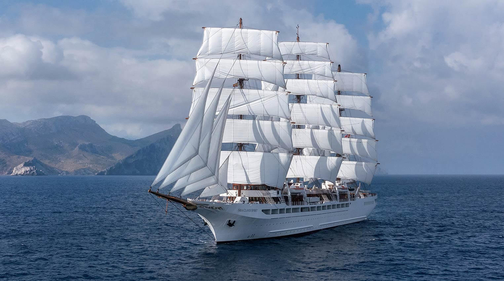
left=149, top=19, right=378, bottom=243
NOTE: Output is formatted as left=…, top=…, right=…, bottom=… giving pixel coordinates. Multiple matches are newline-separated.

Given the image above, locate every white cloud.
left=0, top=1, right=361, bottom=139
left=0, top=34, right=194, bottom=138
left=365, top=0, right=504, bottom=129
left=120, top=0, right=176, bottom=21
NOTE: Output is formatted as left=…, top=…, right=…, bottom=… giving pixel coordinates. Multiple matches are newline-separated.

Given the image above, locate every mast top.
left=239, top=18, right=243, bottom=29
left=296, top=25, right=300, bottom=42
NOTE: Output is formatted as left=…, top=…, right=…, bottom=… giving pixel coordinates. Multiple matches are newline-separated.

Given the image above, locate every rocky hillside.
left=0, top=116, right=180, bottom=175
left=11, top=158, right=62, bottom=176
left=98, top=124, right=181, bottom=175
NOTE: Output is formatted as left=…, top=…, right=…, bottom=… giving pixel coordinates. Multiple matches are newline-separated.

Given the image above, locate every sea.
left=1, top=175, right=503, bottom=280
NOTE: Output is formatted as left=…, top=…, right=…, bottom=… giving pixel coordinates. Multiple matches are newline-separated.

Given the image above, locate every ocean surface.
left=1, top=175, right=503, bottom=280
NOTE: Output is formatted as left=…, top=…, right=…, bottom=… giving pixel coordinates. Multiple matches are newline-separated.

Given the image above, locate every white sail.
left=191, top=88, right=290, bottom=119
left=285, top=79, right=335, bottom=101
left=337, top=161, right=377, bottom=185
left=306, top=96, right=334, bottom=105
left=198, top=158, right=230, bottom=197
left=287, top=155, right=342, bottom=181
left=337, top=95, right=372, bottom=116
left=194, top=59, right=285, bottom=87
left=160, top=85, right=230, bottom=189
left=292, top=128, right=342, bottom=154
left=342, top=138, right=377, bottom=161
left=340, top=117, right=374, bottom=139
left=284, top=60, right=333, bottom=78
left=197, top=28, right=282, bottom=60
left=170, top=96, right=231, bottom=192
left=221, top=151, right=292, bottom=188
left=279, top=42, right=331, bottom=61
left=223, top=119, right=292, bottom=150
left=333, top=72, right=369, bottom=95
left=152, top=69, right=217, bottom=187
left=180, top=155, right=230, bottom=196
left=261, top=81, right=279, bottom=91
left=290, top=103, right=341, bottom=128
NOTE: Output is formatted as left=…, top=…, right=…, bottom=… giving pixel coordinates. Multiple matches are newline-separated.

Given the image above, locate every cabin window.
left=322, top=206, right=327, bottom=210
left=279, top=209, right=285, bottom=214
left=262, top=209, right=270, bottom=215
left=292, top=208, right=299, bottom=213
left=346, top=203, right=350, bottom=207
left=317, top=206, right=322, bottom=211
left=286, top=208, right=292, bottom=213
left=301, top=207, right=309, bottom=212
left=271, top=209, right=279, bottom=214
left=337, top=204, right=341, bottom=208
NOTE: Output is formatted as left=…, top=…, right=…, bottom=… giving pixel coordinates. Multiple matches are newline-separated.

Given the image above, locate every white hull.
left=193, top=196, right=377, bottom=243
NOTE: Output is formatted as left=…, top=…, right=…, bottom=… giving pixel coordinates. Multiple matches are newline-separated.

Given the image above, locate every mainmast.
left=294, top=25, right=302, bottom=158
left=280, top=28, right=343, bottom=185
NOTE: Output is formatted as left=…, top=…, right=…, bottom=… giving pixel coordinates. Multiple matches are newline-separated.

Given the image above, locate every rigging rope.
left=148, top=193, right=215, bottom=241
left=168, top=198, right=215, bottom=241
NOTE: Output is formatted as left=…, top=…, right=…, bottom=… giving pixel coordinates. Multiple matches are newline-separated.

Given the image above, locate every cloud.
left=364, top=0, right=504, bottom=127
left=0, top=1, right=361, bottom=139
left=0, top=34, right=194, bottom=138
left=120, top=0, right=177, bottom=21
left=355, top=0, right=504, bottom=173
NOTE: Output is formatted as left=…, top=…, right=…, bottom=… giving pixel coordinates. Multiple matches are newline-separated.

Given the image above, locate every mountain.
left=98, top=124, right=181, bottom=175
left=11, top=158, right=62, bottom=176
left=0, top=116, right=180, bottom=175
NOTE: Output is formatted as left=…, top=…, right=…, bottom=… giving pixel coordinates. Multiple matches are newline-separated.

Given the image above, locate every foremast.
left=159, top=18, right=292, bottom=200
left=213, top=19, right=291, bottom=197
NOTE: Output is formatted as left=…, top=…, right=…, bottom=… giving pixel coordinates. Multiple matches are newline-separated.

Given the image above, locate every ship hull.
left=193, top=196, right=377, bottom=243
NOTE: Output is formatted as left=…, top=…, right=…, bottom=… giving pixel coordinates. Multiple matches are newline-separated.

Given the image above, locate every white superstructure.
left=149, top=19, right=378, bottom=243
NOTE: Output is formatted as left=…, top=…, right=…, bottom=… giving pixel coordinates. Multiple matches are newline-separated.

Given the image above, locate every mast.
left=236, top=17, right=244, bottom=195
left=334, top=67, right=378, bottom=188
left=296, top=25, right=300, bottom=80
left=280, top=29, right=342, bottom=186
left=337, top=64, right=344, bottom=116
left=191, top=19, right=291, bottom=197
left=237, top=18, right=244, bottom=152
left=295, top=25, right=302, bottom=158
left=337, top=64, right=341, bottom=95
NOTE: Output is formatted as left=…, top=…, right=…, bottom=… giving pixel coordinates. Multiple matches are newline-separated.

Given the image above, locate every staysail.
left=152, top=68, right=218, bottom=188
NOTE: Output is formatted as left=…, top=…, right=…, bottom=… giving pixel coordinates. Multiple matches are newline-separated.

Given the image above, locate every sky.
left=1, top=0, right=503, bottom=175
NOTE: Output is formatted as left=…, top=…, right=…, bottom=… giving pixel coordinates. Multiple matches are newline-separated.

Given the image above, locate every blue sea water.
left=0, top=175, right=503, bottom=280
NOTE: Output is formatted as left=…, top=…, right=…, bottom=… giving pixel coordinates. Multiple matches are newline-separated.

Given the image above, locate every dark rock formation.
left=98, top=124, right=181, bottom=175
